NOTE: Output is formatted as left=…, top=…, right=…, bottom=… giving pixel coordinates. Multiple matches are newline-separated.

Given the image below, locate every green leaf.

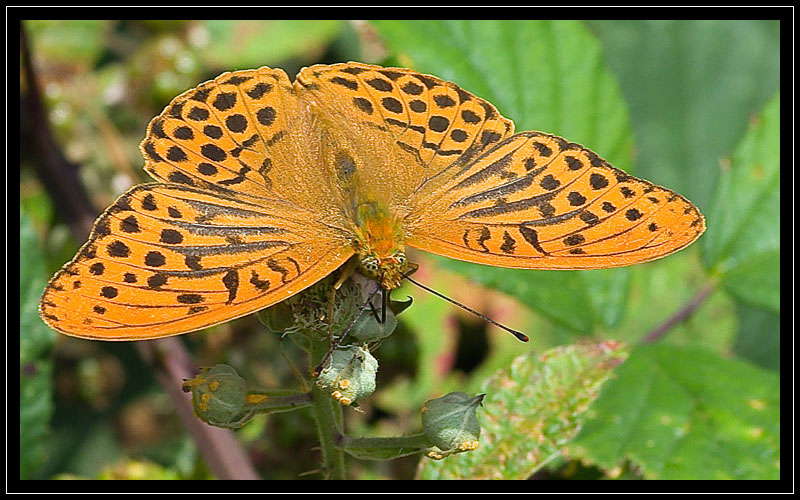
left=418, top=342, right=629, bottom=479
left=20, top=209, right=55, bottom=479
left=702, top=93, right=780, bottom=312
left=198, top=20, right=343, bottom=69
left=372, top=20, right=634, bottom=332
left=588, top=20, right=780, bottom=213
left=373, top=20, right=633, bottom=166
left=569, top=344, right=780, bottom=479
left=732, top=300, right=780, bottom=371
left=431, top=263, right=592, bottom=332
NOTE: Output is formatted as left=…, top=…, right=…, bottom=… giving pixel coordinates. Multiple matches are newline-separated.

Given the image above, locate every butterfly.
left=39, top=62, right=705, bottom=340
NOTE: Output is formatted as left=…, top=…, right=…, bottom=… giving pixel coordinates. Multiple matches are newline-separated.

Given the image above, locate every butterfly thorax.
left=351, top=202, right=407, bottom=290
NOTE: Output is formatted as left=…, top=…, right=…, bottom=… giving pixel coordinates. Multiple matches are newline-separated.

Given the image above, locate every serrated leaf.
left=569, top=344, right=780, bottom=479
left=418, top=342, right=629, bottom=479
left=20, top=210, right=55, bottom=479
left=588, top=20, right=780, bottom=213
left=372, top=20, right=634, bottom=332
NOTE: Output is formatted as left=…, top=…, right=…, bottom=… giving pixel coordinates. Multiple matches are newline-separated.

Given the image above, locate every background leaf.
left=569, top=344, right=780, bottom=480
left=373, top=19, right=635, bottom=332
left=587, top=20, right=780, bottom=213
left=26, top=20, right=111, bottom=67
left=732, top=299, right=780, bottom=371
left=702, top=93, right=780, bottom=313
left=418, top=342, right=629, bottom=479
left=198, top=20, right=343, bottom=69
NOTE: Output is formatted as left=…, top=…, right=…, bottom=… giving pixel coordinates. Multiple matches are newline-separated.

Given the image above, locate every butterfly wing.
left=141, top=66, right=343, bottom=219
left=39, top=184, right=353, bottom=340
left=294, top=62, right=516, bottom=203
left=404, top=131, right=706, bottom=269
left=293, top=62, right=704, bottom=269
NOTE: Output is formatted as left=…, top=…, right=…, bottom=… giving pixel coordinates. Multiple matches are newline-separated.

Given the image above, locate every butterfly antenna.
left=401, top=274, right=529, bottom=343
left=313, top=286, right=382, bottom=377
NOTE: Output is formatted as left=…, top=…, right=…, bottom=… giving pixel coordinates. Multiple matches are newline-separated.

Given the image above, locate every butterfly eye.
left=361, top=256, right=380, bottom=275
left=393, top=252, right=406, bottom=266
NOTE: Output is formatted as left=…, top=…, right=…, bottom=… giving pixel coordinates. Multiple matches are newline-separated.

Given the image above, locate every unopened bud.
left=182, top=364, right=247, bottom=425
left=316, top=346, right=378, bottom=406
left=422, top=392, right=484, bottom=457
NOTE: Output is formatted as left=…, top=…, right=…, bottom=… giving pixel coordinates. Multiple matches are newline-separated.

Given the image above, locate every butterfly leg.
left=368, top=297, right=382, bottom=323
left=313, top=257, right=359, bottom=377
left=313, top=283, right=381, bottom=378
left=326, top=257, right=359, bottom=339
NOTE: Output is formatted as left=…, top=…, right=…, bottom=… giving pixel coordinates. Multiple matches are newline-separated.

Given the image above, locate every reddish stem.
left=642, top=283, right=716, bottom=344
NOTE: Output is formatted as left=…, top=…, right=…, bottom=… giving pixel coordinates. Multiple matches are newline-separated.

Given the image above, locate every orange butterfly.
left=39, top=62, right=705, bottom=340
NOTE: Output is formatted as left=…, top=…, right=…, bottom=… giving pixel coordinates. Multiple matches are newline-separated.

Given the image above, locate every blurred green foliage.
left=21, top=19, right=780, bottom=480
left=20, top=211, right=55, bottom=479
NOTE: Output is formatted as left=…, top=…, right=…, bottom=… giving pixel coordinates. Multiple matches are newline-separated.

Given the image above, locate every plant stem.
left=642, top=283, right=716, bottom=343
left=310, top=339, right=346, bottom=479
left=341, top=433, right=431, bottom=460
left=244, top=391, right=312, bottom=414
left=344, top=433, right=430, bottom=449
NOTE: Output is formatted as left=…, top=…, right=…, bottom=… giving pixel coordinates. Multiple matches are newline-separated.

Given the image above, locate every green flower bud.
left=422, top=392, right=484, bottom=458
left=316, top=346, right=378, bottom=406
left=182, top=364, right=248, bottom=426
left=349, top=300, right=397, bottom=342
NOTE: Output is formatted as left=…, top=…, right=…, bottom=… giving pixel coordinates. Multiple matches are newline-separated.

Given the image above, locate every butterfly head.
left=359, top=250, right=407, bottom=290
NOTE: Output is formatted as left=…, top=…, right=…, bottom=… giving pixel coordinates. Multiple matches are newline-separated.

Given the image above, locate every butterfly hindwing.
left=295, top=62, right=516, bottom=201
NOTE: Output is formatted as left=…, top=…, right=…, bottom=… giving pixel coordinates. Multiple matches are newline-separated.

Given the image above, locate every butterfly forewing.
left=141, top=67, right=345, bottom=216
left=39, top=184, right=353, bottom=339
left=405, top=131, right=705, bottom=269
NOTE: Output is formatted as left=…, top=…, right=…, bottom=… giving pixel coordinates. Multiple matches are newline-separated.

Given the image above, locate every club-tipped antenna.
left=401, top=273, right=529, bottom=343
